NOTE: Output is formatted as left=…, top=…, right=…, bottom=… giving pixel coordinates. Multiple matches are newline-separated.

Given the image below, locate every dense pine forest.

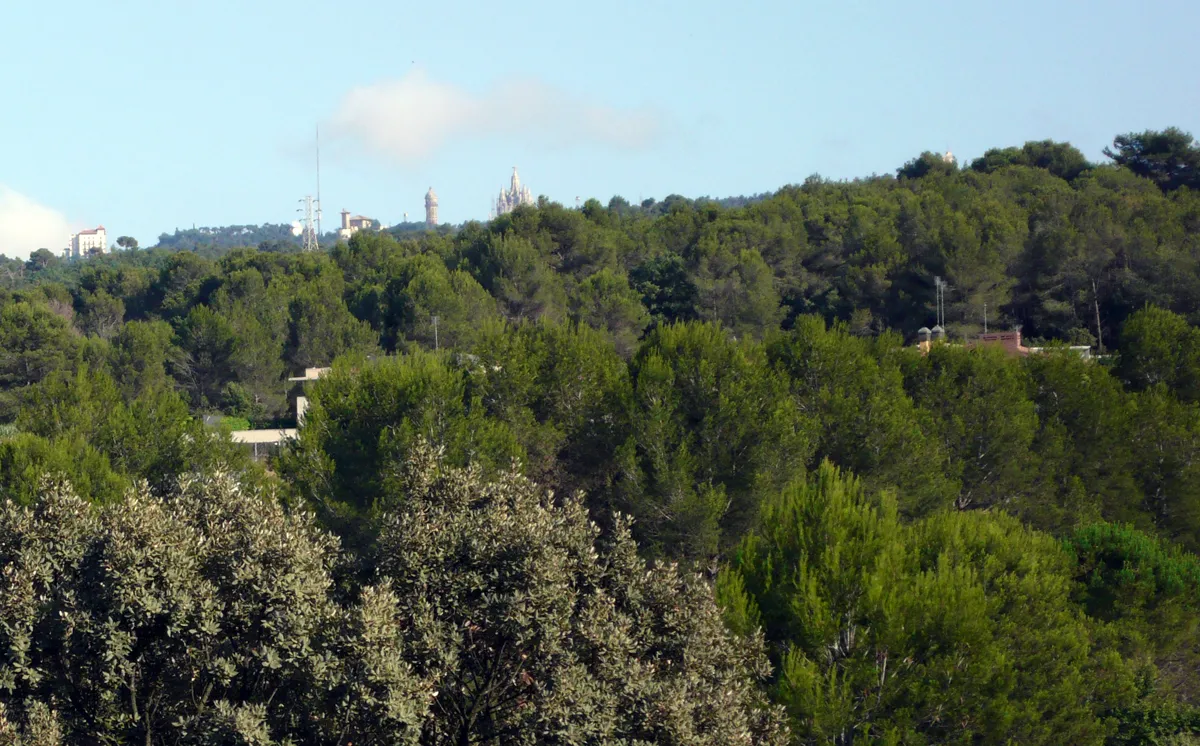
left=2, top=130, right=1200, bottom=743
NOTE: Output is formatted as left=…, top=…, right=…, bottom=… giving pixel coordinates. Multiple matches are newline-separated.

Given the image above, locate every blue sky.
left=2, top=0, right=1198, bottom=258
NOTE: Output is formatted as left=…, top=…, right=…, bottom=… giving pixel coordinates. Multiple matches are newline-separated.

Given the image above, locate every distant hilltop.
left=148, top=193, right=771, bottom=252
left=153, top=221, right=435, bottom=252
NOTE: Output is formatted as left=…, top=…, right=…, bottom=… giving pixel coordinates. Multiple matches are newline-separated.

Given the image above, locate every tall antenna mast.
left=933, top=276, right=951, bottom=328
left=315, top=125, right=322, bottom=244
left=934, top=277, right=941, bottom=327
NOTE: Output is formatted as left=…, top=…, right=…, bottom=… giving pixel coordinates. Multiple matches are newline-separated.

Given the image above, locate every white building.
left=494, top=167, right=533, bottom=217
left=70, top=226, right=107, bottom=258
left=287, top=367, right=331, bottom=423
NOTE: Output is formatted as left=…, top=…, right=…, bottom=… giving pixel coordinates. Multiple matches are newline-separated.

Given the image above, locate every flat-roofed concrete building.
left=227, top=367, right=331, bottom=460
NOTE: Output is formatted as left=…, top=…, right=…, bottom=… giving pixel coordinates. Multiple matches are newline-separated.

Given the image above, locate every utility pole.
left=299, top=196, right=319, bottom=252
left=432, top=315, right=439, bottom=350
left=983, top=302, right=988, bottom=333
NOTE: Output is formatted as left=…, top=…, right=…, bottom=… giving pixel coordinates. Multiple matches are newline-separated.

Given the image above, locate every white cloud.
left=0, top=186, right=75, bottom=260
left=330, top=71, right=661, bottom=164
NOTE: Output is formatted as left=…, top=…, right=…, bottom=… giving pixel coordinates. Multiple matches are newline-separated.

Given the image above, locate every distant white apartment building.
left=70, top=226, right=107, bottom=257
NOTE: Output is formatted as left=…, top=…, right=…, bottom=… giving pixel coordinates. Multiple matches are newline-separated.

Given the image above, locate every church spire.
left=494, top=166, right=534, bottom=217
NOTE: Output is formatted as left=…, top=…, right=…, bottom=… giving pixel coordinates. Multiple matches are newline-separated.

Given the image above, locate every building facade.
left=338, top=210, right=375, bottom=240
left=70, top=226, right=107, bottom=257
left=494, top=167, right=533, bottom=216
left=916, top=327, right=1092, bottom=360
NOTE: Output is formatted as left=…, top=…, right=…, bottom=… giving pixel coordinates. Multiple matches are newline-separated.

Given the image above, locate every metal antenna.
left=932, top=276, right=953, bottom=329
left=934, top=277, right=942, bottom=327
left=315, top=126, right=322, bottom=247
left=299, top=197, right=319, bottom=252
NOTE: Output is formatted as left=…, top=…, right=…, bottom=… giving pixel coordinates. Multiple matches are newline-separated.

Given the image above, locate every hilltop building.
left=494, top=167, right=534, bottom=216
left=70, top=226, right=107, bottom=258
left=338, top=210, right=375, bottom=240
left=968, top=330, right=1031, bottom=356
left=425, top=187, right=438, bottom=227
left=915, top=327, right=1091, bottom=360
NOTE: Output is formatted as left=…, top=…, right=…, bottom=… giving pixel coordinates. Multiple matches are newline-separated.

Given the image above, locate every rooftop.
left=287, top=367, right=331, bottom=382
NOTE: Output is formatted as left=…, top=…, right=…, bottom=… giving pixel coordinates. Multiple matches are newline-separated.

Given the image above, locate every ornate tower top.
left=494, top=167, right=535, bottom=217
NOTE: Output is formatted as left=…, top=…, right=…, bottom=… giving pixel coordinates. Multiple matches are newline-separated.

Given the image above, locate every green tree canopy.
left=0, top=446, right=788, bottom=746
left=970, top=140, right=1093, bottom=181
left=278, top=350, right=523, bottom=543
left=0, top=474, right=431, bottom=743
left=614, top=322, right=815, bottom=559
left=768, top=317, right=957, bottom=516
left=0, top=301, right=78, bottom=420
left=1116, top=306, right=1200, bottom=403
left=374, top=444, right=787, bottom=746
left=722, top=462, right=1135, bottom=745
left=897, top=151, right=958, bottom=179
left=1104, top=127, right=1200, bottom=192
left=569, top=268, right=650, bottom=357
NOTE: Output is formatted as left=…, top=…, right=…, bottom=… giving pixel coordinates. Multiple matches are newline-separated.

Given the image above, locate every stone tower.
left=425, top=187, right=438, bottom=227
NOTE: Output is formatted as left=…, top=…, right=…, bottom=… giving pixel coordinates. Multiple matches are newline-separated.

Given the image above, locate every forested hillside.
left=149, top=220, right=443, bottom=255
left=3, top=129, right=1200, bottom=743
